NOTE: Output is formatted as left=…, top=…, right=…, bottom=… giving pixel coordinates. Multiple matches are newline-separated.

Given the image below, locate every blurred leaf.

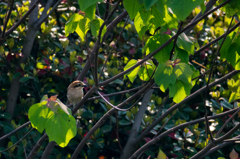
left=143, top=34, right=173, bottom=63
left=167, top=0, right=205, bottom=21
left=176, top=32, right=194, bottom=55
left=157, top=149, right=167, bottom=159
left=119, top=120, right=131, bottom=125
left=230, top=149, right=239, bottom=159
left=123, top=0, right=141, bottom=20
left=19, top=77, right=29, bottom=83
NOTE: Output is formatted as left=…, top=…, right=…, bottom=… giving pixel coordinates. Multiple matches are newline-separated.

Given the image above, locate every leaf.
left=134, top=11, right=151, bottom=39
left=143, top=34, right=173, bottom=63
left=173, top=47, right=189, bottom=63
left=157, top=149, right=167, bottom=159
left=155, top=0, right=178, bottom=30
left=45, top=109, right=76, bottom=147
left=174, top=63, right=193, bottom=84
left=56, top=99, right=72, bottom=115
left=167, top=0, right=205, bottom=21
left=76, top=17, right=91, bottom=41
left=123, top=0, right=141, bottom=20
left=138, top=65, right=154, bottom=81
left=229, top=92, right=240, bottom=103
left=65, top=13, right=83, bottom=37
left=176, top=32, right=194, bottom=55
left=220, top=98, right=233, bottom=110
left=28, top=103, right=50, bottom=133
left=78, top=0, right=101, bottom=11
left=124, top=59, right=141, bottom=83
left=200, top=1, right=206, bottom=13
left=90, top=16, right=107, bottom=41
left=169, top=80, right=192, bottom=103
left=119, top=120, right=131, bottom=125
left=154, top=64, right=176, bottom=92
left=144, top=0, right=158, bottom=11
left=84, top=3, right=96, bottom=20
left=19, top=77, right=29, bottom=83
left=230, top=149, right=239, bottom=159
left=101, top=125, right=112, bottom=133
left=226, top=43, right=240, bottom=70
left=0, top=113, right=11, bottom=119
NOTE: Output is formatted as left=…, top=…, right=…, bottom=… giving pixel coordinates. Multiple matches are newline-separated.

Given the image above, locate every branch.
left=99, top=0, right=233, bottom=87
left=129, top=107, right=240, bottom=159
left=0, top=128, right=33, bottom=153
left=93, top=0, right=122, bottom=87
left=120, top=89, right=154, bottom=159
left=202, top=15, right=234, bottom=141
left=78, top=10, right=128, bottom=81
left=136, top=70, right=240, bottom=144
left=4, top=0, right=41, bottom=37
left=184, top=0, right=217, bottom=35
left=27, top=134, right=48, bottom=159
left=191, top=123, right=240, bottom=159
left=71, top=80, right=155, bottom=159
left=35, top=0, right=61, bottom=28
left=0, top=121, right=31, bottom=141
left=1, top=0, right=14, bottom=38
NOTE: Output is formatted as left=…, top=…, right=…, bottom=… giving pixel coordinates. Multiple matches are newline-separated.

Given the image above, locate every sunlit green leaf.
left=123, top=0, right=141, bottom=20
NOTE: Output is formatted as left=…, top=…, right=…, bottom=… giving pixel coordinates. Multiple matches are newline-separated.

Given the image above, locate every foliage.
left=1, top=0, right=240, bottom=159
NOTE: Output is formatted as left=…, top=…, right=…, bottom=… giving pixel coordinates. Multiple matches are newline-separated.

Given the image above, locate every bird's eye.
left=75, top=84, right=81, bottom=88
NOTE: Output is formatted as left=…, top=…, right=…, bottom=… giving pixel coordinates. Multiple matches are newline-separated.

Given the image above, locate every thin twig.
left=203, top=14, right=234, bottom=142
left=0, top=121, right=31, bottom=141
left=0, top=128, right=33, bottom=153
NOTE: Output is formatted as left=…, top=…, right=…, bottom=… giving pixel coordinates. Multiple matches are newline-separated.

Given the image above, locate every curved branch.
left=0, top=128, right=33, bottom=153
left=71, top=80, right=155, bottom=159
left=0, top=121, right=31, bottom=141
left=99, top=0, right=233, bottom=87
left=136, top=70, right=240, bottom=144
left=130, top=107, right=240, bottom=159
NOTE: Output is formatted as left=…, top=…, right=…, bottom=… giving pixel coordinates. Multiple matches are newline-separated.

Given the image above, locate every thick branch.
left=130, top=107, right=240, bottom=159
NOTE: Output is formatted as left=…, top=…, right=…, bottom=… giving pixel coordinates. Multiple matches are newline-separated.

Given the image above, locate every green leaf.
left=19, top=77, right=29, bottom=83
left=90, top=16, right=107, bottom=41
left=123, top=0, right=141, bottom=20
left=150, top=6, right=165, bottom=28
left=155, top=0, right=178, bottom=30
left=226, top=43, right=240, bottom=70
left=167, top=0, right=205, bottom=21
left=229, top=92, right=240, bottom=103
left=174, top=63, right=193, bottom=84
left=169, top=80, right=192, bottom=103
left=157, top=149, right=167, bottom=159
left=220, top=31, right=237, bottom=59
left=144, top=0, right=158, bottom=11
left=138, top=65, right=154, bottom=81
left=154, top=64, right=176, bottom=92
left=76, top=17, right=91, bottom=41
left=134, top=11, right=151, bottom=39
left=221, top=0, right=240, bottom=17
left=200, top=1, right=206, bottom=13
left=28, top=103, right=50, bottom=133
left=56, top=99, right=72, bottom=115
left=124, top=59, right=141, bottom=83
left=65, top=13, right=83, bottom=37
left=101, top=125, right=112, bottom=133
left=119, top=119, right=131, bottom=125
left=143, top=34, right=173, bottom=63
left=78, top=0, right=101, bottom=11
left=173, top=47, right=189, bottom=63
left=0, top=113, right=11, bottom=119
left=176, top=32, right=194, bottom=55
left=84, top=3, right=96, bottom=20
left=45, top=109, right=76, bottom=147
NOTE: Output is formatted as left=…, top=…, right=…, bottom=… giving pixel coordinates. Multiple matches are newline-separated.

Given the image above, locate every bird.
left=67, top=80, right=87, bottom=108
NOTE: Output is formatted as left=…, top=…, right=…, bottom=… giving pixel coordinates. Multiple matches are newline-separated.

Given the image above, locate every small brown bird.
left=67, top=80, right=87, bottom=108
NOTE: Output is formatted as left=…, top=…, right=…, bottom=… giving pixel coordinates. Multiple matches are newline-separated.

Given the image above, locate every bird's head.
left=67, top=80, right=87, bottom=91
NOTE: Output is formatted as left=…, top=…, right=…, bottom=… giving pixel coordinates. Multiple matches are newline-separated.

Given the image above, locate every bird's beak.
left=82, top=83, right=88, bottom=87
